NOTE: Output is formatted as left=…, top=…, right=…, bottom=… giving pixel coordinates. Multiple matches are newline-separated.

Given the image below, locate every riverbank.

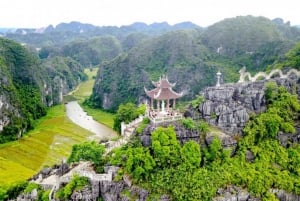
left=65, top=101, right=117, bottom=139
left=70, top=68, right=115, bottom=128
left=0, top=68, right=117, bottom=188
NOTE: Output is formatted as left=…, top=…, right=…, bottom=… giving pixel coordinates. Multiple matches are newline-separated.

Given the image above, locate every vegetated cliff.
left=10, top=75, right=300, bottom=201
left=90, top=29, right=223, bottom=111
left=196, top=76, right=300, bottom=135
left=90, top=16, right=300, bottom=111
left=0, top=38, right=86, bottom=143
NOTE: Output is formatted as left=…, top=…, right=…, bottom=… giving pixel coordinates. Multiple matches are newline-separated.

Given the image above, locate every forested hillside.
left=0, top=38, right=86, bottom=143
left=90, top=16, right=300, bottom=111
left=2, top=15, right=300, bottom=133
left=5, top=21, right=200, bottom=47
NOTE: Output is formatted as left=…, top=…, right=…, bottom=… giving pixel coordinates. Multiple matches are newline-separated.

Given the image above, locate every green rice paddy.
left=0, top=68, right=115, bottom=188
left=0, top=105, right=96, bottom=187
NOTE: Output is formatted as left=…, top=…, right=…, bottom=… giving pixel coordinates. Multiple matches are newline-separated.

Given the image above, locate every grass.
left=0, top=68, right=115, bottom=188
left=72, top=68, right=97, bottom=101
left=71, top=68, right=115, bottom=128
left=81, top=105, right=115, bottom=128
left=0, top=104, right=96, bottom=187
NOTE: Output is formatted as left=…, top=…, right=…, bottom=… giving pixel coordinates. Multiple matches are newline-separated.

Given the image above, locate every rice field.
left=0, top=104, right=96, bottom=187
left=0, top=68, right=116, bottom=188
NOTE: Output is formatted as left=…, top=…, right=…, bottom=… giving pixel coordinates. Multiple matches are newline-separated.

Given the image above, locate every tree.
left=124, top=147, right=155, bottom=180
left=67, top=141, right=105, bottom=171
left=181, top=141, right=201, bottom=169
left=151, top=126, right=181, bottom=168
left=113, top=103, right=145, bottom=133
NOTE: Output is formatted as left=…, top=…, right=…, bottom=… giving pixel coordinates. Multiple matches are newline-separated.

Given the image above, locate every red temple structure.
left=144, top=76, right=183, bottom=123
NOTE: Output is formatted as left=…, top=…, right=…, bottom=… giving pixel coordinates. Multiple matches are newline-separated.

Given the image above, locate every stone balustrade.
left=238, top=67, right=300, bottom=83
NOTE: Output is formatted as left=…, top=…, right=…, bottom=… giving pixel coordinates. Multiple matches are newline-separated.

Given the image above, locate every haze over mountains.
left=1, top=15, right=300, bottom=139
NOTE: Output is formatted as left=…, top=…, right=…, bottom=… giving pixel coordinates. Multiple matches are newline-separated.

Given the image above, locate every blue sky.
left=1, top=0, right=299, bottom=28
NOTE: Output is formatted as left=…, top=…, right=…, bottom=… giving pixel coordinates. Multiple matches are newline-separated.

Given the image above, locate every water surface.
left=65, top=101, right=117, bottom=140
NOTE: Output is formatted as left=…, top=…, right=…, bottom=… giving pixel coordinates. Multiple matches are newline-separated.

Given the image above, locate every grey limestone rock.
left=198, top=78, right=300, bottom=135
left=271, top=189, right=300, bottom=201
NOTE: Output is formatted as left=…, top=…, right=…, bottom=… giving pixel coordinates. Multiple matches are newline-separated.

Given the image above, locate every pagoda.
left=144, top=76, right=183, bottom=114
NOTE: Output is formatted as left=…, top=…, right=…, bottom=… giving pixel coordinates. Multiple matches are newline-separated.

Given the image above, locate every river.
left=65, top=101, right=117, bottom=140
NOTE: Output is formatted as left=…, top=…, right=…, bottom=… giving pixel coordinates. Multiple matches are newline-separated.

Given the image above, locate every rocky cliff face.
left=140, top=121, right=201, bottom=147
left=0, top=38, right=84, bottom=141
left=213, top=186, right=300, bottom=201
left=197, top=77, right=300, bottom=135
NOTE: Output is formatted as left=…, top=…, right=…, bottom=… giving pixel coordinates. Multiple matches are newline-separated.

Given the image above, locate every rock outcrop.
left=271, top=189, right=300, bottom=201
left=197, top=77, right=300, bottom=135
left=140, top=121, right=201, bottom=146
left=140, top=121, right=237, bottom=148
left=214, top=186, right=260, bottom=201
left=214, top=186, right=300, bottom=201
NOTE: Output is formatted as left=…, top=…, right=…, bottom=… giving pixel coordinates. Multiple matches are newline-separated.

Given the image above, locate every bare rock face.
left=271, top=189, right=300, bottom=201
left=16, top=189, right=38, bottom=201
left=198, top=78, right=300, bottom=135
left=214, top=186, right=260, bottom=201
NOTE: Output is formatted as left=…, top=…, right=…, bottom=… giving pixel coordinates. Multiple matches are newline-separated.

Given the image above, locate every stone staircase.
left=43, top=117, right=142, bottom=200
left=104, top=120, right=141, bottom=155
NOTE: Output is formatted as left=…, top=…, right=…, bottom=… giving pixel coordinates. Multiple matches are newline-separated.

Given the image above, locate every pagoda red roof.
left=144, top=76, right=183, bottom=100
left=152, top=77, right=176, bottom=88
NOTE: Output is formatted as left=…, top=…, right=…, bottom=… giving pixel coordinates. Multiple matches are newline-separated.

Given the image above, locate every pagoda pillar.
left=167, top=99, right=170, bottom=111
left=151, top=98, right=154, bottom=109
left=157, top=100, right=160, bottom=111
left=173, top=99, right=176, bottom=109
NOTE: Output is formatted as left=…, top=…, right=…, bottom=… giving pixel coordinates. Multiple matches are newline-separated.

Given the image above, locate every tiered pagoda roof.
left=144, top=76, right=183, bottom=100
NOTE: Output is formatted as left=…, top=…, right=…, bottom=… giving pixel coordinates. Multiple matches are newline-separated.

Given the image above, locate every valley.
left=0, top=15, right=300, bottom=200
left=0, top=68, right=115, bottom=188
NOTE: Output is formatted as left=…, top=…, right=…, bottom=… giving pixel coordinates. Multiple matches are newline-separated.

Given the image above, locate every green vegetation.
left=108, top=84, right=300, bottom=200
left=136, top=117, right=150, bottom=135
left=68, top=68, right=115, bottom=128
left=61, top=36, right=122, bottom=66
left=56, top=174, right=89, bottom=200
left=0, top=104, right=95, bottom=188
left=89, top=16, right=299, bottom=111
left=181, top=117, right=197, bottom=130
left=81, top=105, right=115, bottom=129
left=0, top=181, right=28, bottom=201
left=0, top=181, right=50, bottom=201
left=271, top=42, right=300, bottom=70
left=190, top=95, right=204, bottom=109
left=0, top=37, right=88, bottom=143
left=113, top=103, right=145, bottom=133
left=181, top=117, right=210, bottom=133
left=72, top=68, right=98, bottom=101
left=0, top=38, right=47, bottom=143
left=68, top=141, right=105, bottom=172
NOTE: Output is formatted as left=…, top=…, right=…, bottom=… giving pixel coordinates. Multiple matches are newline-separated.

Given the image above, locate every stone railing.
left=48, top=165, right=114, bottom=200
left=121, top=115, right=144, bottom=136
left=238, top=67, right=300, bottom=83
left=149, top=113, right=183, bottom=124
left=76, top=170, right=112, bottom=181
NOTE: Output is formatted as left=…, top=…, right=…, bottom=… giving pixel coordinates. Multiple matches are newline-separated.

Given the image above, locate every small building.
left=144, top=76, right=183, bottom=123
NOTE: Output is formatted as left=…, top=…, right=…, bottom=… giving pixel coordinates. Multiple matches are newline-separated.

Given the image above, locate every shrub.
left=56, top=175, right=89, bottom=200
left=181, top=117, right=196, bottom=130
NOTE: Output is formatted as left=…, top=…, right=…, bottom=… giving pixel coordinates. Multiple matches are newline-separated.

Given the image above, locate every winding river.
left=65, top=101, right=117, bottom=140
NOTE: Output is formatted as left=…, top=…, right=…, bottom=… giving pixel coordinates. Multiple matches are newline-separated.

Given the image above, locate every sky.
left=1, top=0, right=299, bottom=28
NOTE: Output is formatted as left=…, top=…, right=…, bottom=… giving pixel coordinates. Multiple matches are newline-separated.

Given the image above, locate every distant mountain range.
left=0, top=21, right=200, bottom=35
left=1, top=16, right=300, bottom=112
